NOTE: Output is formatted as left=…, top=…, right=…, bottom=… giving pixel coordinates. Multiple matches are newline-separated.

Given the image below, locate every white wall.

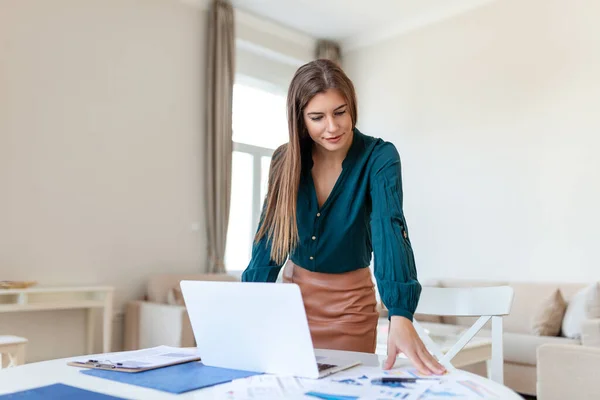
left=0, top=0, right=207, bottom=361
left=344, top=0, right=600, bottom=283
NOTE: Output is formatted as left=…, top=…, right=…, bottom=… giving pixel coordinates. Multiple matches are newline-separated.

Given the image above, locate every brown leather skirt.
left=282, top=260, right=379, bottom=353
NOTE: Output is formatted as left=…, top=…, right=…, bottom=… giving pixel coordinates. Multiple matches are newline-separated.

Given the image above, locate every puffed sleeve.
left=369, top=142, right=421, bottom=321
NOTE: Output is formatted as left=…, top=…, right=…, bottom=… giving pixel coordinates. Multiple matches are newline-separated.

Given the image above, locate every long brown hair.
left=255, top=59, right=358, bottom=264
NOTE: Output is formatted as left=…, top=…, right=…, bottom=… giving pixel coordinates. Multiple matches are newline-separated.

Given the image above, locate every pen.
left=371, top=377, right=418, bottom=384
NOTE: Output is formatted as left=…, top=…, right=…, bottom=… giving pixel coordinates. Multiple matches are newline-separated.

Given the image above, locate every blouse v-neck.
left=307, top=131, right=360, bottom=212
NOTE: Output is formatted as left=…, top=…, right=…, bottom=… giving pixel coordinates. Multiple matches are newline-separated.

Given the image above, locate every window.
left=225, top=80, right=288, bottom=271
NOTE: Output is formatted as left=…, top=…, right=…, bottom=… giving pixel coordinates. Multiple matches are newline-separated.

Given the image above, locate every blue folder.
left=81, top=361, right=262, bottom=394
left=0, top=383, right=126, bottom=399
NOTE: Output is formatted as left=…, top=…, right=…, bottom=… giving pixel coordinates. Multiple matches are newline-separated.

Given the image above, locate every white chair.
left=0, top=335, right=28, bottom=368
left=413, top=286, right=514, bottom=384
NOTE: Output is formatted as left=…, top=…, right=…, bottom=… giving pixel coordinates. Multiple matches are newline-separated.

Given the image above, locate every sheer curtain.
left=205, top=0, right=235, bottom=273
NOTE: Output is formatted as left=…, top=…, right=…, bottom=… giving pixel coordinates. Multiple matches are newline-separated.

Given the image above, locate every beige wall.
left=344, top=0, right=600, bottom=283
left=0, top=0, right=207, bottom=361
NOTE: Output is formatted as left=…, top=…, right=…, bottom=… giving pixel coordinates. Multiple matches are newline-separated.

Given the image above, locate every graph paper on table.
left=215, top=364, right=502, bottom=400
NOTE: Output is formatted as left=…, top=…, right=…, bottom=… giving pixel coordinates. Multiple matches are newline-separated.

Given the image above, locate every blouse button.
left=316, top=213, right=321, bottom=217
left=312, top=236, right=316, bottom=240
left=309, top=256, right=314, bottom=260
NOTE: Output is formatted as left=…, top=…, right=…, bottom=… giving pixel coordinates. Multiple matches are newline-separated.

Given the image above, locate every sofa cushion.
left=502, top=283, right=568, bottom=334
left=532, top=289, right=567, bottom=336
left=562, top=282, right=600, bottom=339
left=503, top=332, right=580, bottom=365
left=146, top=273, right=238, bottom=303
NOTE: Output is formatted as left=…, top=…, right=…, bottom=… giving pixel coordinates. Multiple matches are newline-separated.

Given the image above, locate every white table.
left=0, top=286, right=114, bottom=353
left=0, top=349, right=523, bottom=399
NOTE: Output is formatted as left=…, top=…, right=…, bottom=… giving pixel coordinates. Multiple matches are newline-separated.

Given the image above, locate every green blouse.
left=241, top=128, right=421, bottom=321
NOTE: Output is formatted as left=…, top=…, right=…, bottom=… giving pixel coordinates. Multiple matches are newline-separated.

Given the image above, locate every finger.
left=419, top=346, right=446, bottom=374
left=406, top=350, right=431, bottom=376
left=413, top=349, right=435, bottom=376
left=423, top=349, right=447, bottom=375
left=383, top=344, right=399, bottom=370
left=417, top=346, right=444, bottom=375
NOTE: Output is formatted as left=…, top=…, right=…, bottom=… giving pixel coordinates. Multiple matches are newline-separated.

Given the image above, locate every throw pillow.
left=562, top=282, right=600, bottom=339
left=531, top=289, right=567, bottom=336
left=585, top=282, right=600, bottom=318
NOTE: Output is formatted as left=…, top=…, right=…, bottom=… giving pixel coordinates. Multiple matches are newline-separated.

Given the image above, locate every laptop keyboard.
left=317, top=363, right=336, bottom=372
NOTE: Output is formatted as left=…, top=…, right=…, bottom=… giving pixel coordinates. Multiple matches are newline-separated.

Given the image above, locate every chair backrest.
left=413, top=286, right=514, bottom=384
left=415, top=286, right=513, bottom=317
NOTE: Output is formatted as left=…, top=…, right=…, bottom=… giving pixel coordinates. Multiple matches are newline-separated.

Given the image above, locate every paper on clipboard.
left=67, top=345, right=201, bottom=372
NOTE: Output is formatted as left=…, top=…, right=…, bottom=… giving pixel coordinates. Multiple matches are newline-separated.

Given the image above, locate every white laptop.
left=179, top=280, right=361, bottom=379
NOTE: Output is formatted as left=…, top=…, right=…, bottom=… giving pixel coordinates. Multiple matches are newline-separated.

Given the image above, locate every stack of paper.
left=216, top=366, right=503, bottom=400
left=419, top=375, right=502, bottom=399
left=217, top=366, right=438, bottom=400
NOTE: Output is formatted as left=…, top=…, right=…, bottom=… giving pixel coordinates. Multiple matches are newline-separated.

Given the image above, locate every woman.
left=242, top=59, right=445, bottom=376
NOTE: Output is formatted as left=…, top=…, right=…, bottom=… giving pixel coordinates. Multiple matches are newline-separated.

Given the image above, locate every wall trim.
left=235, top=8, right=315, bottom=49
left=181, top=1, right=314, bottom=50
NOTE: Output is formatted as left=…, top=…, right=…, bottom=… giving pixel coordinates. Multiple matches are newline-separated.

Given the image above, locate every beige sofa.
left=123, top=273, right=238, bottom=351
left=537, top=343, right=600, bottom=400
left=412, top=279, right=600, bottom=397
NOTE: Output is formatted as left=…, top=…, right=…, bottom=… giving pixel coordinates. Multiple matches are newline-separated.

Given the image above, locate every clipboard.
left=67, top=345, right=202, bottom=373
left=67, top=356, right=201, bottom=372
